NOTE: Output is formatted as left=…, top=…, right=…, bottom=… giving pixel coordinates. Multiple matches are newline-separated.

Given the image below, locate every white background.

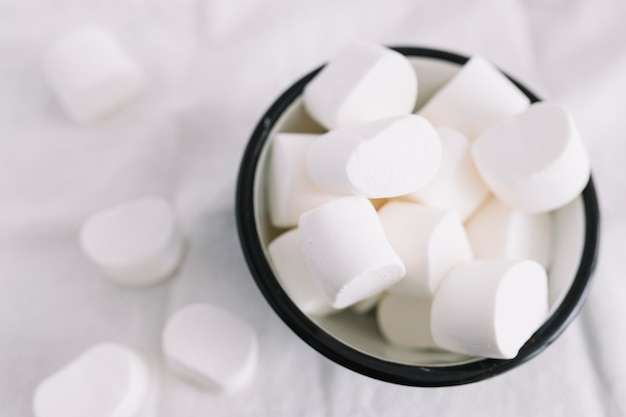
left=1, top=0, right=626, bottom=415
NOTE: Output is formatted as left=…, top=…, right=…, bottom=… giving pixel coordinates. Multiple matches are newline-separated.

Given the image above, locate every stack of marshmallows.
left=267, top=41, right=590, bottom=360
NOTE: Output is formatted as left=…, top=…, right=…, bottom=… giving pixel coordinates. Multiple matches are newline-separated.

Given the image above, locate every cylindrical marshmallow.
left=44, top=26, right=145, bottom=124
left=303, top=41, right=417, bottom=130
left=431, top=260, right=548, bottom=359
left=377, top=293, right=438, bottom=349
left=162, top=304, right=258, bottom=393
left=418, top=55, right=530, bottom=139
left=465, top=196, right=553, bottom=268
left=406, top=127, right=490, bottom=221
left=378, top=201, right=473, bottom=297
left=33, top=343, right=150, bottom=417
left=471, top=102, right=591, bottom=213
left=267, top=229, right=336, bottom=316
left=79, top=197, right=184, bottom=286
left=306, top=115, right=442, bottom=198
left=268, top=133, right=338, bottom=228
left=299, top=196, right=406, bottom=309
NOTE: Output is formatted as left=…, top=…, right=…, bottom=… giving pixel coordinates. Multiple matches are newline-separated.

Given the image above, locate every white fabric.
left=1, top=0, right=625, bottom=415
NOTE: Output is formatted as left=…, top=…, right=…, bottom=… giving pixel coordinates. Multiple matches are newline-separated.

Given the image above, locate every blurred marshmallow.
left=377, top=294, right=437, bottom=349
left=162, top=304, right=258, bottom=393
left=267, top=229, right=336, bottom=317
left=33, top=343, right=149, bottom=417
left=406, top=127, right=490, bottom=221
left=299, top=196, right=405, bottom=309
left=304, top=41, right=417, bottom=129
left=378, top=201, right=473, bottom=297
left=306, top=115, right=442, bottom=198
left=472, top=102, right=590, bottom=213
left=431, top=260, right=548, bottom=359
left=418, top=56, right=530, bottom=139
left=80, top=197, right=184, bottom=286
left=465, top=196, right=553, bottom=269
left=268, top=133, right=337, bottom=228
left=44, top=26, right=145, bottom=124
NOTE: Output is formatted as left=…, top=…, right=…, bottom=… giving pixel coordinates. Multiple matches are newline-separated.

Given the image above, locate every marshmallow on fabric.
left=377, top=293, right=437, bottom=349
left=378, top=201, right=473, bottom=297
left=43, top=26, right=145, bottom=124
left=162, top=304, right=258, bottom=393
left=431, top=260, right=548, bottom=359
left=418, top=56, right=530, bottom=139
left=299, top=196, right=405, bottom=309
left=79, top=197, right=184, bottom=287
left=303, top=41, right=417, bottom=130
left=465, top=196, right=553, bottom=268
left=406, top=127, right=490, bottom=221
left=268, top=133, right=338, bottom=228
left=306, top=115, right=442, bottom=198
left=267, top=228, right=336, bottom=317
left=33, top=343, right=150, bottom=417
left=472, top=102, right=591, bottom=213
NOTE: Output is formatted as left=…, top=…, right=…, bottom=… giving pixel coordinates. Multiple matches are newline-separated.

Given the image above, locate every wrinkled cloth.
left=1, top=0, right=626, bottom=415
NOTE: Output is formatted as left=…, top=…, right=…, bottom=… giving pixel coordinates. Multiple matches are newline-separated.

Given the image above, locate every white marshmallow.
left=418, top=56, right=530, bottom=139
left=303, top=41, right=417, bottom=129
left=299, top=196, right=405, bottom=309
left=306, top=115, right=442, bottom=198
left=33, top=343, right=149, bottom=417
left=377, top=293, right=438, bottom=349
left=80, top=197, right=184, bottom=286
left=162, top=304, right=258, bottom=393
left=351, top=292, right=382, bottom=314
left=267, top=229, right=336, bottom=317
left=268, top=133, right=338, bottom=228
left=472, top=102, right=591, bottom=213
left=378, top=201, right=473, bottom=297
left=465, top=196, right=553, bottom=269
left=431, top=260, right=548, bottom=359
left=406, top=127, right=490, bottom=221
left=44, top=26, right=145, bottom=124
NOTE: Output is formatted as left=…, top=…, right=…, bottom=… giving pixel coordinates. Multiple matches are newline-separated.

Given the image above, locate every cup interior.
left=238, top=48, right=599, bottom=385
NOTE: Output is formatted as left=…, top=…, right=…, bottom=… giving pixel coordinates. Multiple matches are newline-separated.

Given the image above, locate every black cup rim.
left=235, top=46, right=601, bottom=387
